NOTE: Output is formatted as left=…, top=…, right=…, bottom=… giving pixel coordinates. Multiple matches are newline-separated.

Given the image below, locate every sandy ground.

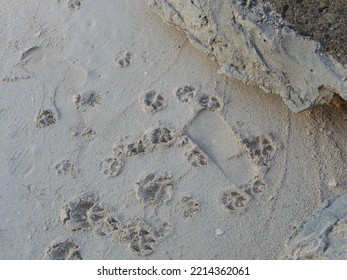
left=1, top=0, right=347, bottom=260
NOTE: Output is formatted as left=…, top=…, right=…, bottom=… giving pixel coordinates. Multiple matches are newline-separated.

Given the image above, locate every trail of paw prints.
left=99, top=157, right=124, bottom=177
left=35, top=109, right=56, bottom=128
left=135, top=172, right=174, bottom=207
left=173, top=85, right=277, bottom=212
left=219, top=132, right=276, bottom=212
left=59, top=193, right=172, bottom=256
left=174, top=85, right=222, bottom=112
left=138, top=90, right=165, bottom=114
left=179, top=196, right=201, bottom=218
left=116, top=50, right=133, bottom=68
left=44, top=238, right=82, bottom=260
left=114, top=125, right=176, bottom=158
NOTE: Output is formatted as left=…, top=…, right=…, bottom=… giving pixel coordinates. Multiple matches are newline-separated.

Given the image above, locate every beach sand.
left=1, top=0, right=347, bottom=259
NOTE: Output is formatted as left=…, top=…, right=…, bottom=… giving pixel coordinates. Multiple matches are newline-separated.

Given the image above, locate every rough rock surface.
left=147, top=0, right=347, bottom=112
left=266, top=0, right=347, bottom=65
left=283, top=193, right=347, bottom=260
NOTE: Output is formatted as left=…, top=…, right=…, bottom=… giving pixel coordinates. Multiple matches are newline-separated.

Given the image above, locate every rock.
left=282, top=193, right=347, bottom=259
left=147, top=0, right=347, bottom=112
left=265, top=0, right=347, bottom=66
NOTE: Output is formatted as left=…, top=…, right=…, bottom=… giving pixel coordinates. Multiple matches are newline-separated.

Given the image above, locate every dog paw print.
left=99, top=157, right=124, bottom=177
left=35, top=109, right=56, bottom=128
left=241, top=135, right=276, bottom=167
left=116, top=51, right=132, bottom=68
left=180, top=196, right=200, bottom=218
left=44, top=239, right=82, bottom=260
left=185, top=146, right=208, bottom=167
left=175, top=85, right=196, bottom=103
left=139, top=90, right=165, bottom=113
left=221, top=190, right=249, bottom=211
left=135, top=172, right=174, bottom=206
left=55, top=160, right=75, bottom=175
left=197, top=94, right=222, bottom=111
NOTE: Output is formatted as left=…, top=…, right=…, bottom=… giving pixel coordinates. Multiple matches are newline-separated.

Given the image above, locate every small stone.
left=216, top=228, right=225, bottom=236
left=328, top=179, right=337, bottom=188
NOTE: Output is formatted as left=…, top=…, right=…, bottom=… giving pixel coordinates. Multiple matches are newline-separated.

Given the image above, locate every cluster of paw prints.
left=98, top=85, right=223, bottom=177
left=96, top=84, right=276, bottom=213
left=44, top=182, right=197, bottom=259
left=221, top=134, right=276, bottom=211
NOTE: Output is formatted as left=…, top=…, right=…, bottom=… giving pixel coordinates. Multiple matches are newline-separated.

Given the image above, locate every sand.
left=1, top=0, right=347, bottom=260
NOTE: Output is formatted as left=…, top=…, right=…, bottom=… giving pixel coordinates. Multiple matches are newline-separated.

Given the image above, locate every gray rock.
left=147, top=0, right=347, bottom=112
left=283, top=193, right=347, bottom=260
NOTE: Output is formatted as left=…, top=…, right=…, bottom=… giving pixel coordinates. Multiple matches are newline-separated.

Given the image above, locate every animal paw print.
left=119, top=221, right=157, bottom=256
left=99, top=157, right=124, bottom=177
left=121, top=126, right=175, bottom=157
left=87, top=204, right=121, bottom=236
left=139, top=90, right=165, bottom=113
left=241, top=176, right=267, bottom=195
left=123, top=139, right=148, bottom=157
left=60, top=193, right=96, bottom=231
left=135, top=172, right=174, bottom=206
left=73, top=91, right=100, bottom=110
left=35, top=109, right=56, bottom=128
left=241, top=135, right=275, bottom=167
left=221, top=190, right=249, bottom=210
left=67, top=0, right=83, bottom=10
left=175, top=85, right=196, bottom=103
left=116, top=51, right=132, bottom=68
left=185, top=146, right=208, bottom=167
left=148, top=127, right=174, bottom=145
left=55, top=160, right=75, bottom=175
left=44, top=239, right=82, bottom=260
left=197, top=94, right=222, bottom=111
left=60, top=193, right=119, bottom=236
left=180, top=196, right=200, bottom=218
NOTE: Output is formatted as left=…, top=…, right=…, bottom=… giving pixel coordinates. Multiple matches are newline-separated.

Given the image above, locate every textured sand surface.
left=1, top=0, right=347, bottom=259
